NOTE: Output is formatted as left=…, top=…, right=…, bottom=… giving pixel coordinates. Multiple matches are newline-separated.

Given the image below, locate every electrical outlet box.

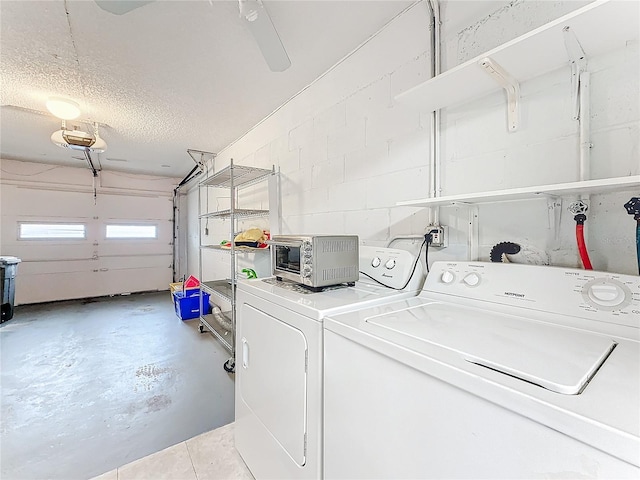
left=426, top=225, right=447, bottom=248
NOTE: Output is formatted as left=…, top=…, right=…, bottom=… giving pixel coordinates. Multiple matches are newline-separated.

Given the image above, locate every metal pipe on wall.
left=427, top=0, right=442, bottom=226
left=577, top=70, right=591, bottom=265
left=579, top=71, right=591, bottom=183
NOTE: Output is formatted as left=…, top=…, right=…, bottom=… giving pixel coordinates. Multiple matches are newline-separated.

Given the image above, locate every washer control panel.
left=426, top=261, right=640, bottom=328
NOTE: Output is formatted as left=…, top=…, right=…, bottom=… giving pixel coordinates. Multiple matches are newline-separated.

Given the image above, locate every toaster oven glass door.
left=274, top=244, right=301, bottom=275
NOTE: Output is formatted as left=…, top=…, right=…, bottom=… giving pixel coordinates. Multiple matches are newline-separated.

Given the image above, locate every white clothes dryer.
left=323, top=261, right=640, bottom=479
left=234, top=245, right=426, bottom=479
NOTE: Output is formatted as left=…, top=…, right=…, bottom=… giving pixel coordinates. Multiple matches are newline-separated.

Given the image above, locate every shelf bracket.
left=479, top=57, right=520, bottom=132
left=562, top=26, right=587, bottom=121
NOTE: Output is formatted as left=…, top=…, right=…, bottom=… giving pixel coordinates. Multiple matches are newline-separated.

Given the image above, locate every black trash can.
left=1, top=256, right=21, bottom=323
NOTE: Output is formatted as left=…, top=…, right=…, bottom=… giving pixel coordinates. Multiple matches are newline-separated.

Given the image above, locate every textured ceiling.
left=0, top=0, right=414, bottom=178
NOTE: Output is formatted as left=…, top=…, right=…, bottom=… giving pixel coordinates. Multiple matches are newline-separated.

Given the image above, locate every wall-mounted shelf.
left=394, top=0, right=638, bottom=113
left=397, top=176, right=640, bottom=208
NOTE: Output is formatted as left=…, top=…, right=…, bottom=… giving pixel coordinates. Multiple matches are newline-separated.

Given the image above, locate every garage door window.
left=105, top=224, right=157, bottom=239
left=19, top=223, right=86, bottom=239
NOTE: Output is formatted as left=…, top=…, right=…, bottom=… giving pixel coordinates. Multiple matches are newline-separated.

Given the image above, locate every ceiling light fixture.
left=46, top=97, right=81, bottom=120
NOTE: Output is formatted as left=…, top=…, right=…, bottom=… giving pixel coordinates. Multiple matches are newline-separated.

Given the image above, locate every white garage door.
left=0, top=160, right=177, bottom=305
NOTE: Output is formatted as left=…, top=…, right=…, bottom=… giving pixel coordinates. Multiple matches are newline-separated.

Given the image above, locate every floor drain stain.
left=146, top=394, right=171, bottom=412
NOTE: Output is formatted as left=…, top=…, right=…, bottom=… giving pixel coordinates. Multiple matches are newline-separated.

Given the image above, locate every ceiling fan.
left=94, top=0, right=291, bottom=72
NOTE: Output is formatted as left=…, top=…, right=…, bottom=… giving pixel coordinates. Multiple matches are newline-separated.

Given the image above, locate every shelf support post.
left=478, top=57, right=520, bottom=132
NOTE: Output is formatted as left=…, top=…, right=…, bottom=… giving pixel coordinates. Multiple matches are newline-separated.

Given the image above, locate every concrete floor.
left=0, top=291, right=235, bottom=480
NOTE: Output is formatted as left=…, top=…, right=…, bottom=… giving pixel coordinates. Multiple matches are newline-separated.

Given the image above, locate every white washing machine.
left=234, top=245, right=426, bottom=479
left=323, top=261, right=640, bottom=479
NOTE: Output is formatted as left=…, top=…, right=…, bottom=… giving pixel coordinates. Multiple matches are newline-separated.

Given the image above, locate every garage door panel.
left=98, top=255, right=172, bottom=270
left=2, top=169, right=176, bottom=304
left=8, top=188, right=95, bottom=217
left=94, top=267, right=171, bottom=294
left=17, top=259, right=98, bottom=275
left=16, top=266, right=171, bottom=304
left=2, top=244, right=95, bottom=262
left=98, top=243, right=172, bottom=257
left=17, top=272, right=106, bottom=304
left=97, top=195, right=172, bottom=219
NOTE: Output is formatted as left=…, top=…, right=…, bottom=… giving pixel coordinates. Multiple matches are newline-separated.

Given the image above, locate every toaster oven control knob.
left=371, top=257, right=381, bottom=268
left=384, top=259, right=396, bottom=270
left=462, top=272, right=481, bottom=287
left=302, top=266, right=312, bottom=278
left=441, top=270, right=455, bottom=284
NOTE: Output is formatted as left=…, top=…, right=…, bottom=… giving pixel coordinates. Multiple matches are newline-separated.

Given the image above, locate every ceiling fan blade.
left=240, top=0, right=291, bottom=72
left=94, top=0, right=154, bottom=15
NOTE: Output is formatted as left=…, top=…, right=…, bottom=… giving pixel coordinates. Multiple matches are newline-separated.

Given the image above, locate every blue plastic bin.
left=173, top=289, right=211, bottom=320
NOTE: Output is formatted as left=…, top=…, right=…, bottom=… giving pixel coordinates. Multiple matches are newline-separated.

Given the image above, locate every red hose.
left=576, top=223, right=593, bottom=270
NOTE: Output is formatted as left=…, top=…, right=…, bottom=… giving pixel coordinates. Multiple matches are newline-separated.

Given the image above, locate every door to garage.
left=0, top=160, right=178, bottom=305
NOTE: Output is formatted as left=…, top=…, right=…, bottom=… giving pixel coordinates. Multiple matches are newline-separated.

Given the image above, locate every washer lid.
left=366, top=302, right=616, bottom=395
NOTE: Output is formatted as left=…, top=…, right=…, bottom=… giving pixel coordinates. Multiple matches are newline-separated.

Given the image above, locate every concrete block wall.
left=188, top=0, right=639, bottom=280
left=437, top=1, right=639, bottom=275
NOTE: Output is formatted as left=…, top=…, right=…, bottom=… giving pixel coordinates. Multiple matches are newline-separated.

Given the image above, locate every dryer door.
left=239, top=304, right=308, bottom=465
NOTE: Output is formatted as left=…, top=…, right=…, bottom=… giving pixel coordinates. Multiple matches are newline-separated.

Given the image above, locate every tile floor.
left=91, top=423, right=253, bottom=480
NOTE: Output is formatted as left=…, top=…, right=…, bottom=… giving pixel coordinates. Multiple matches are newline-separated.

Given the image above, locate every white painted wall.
left=187, top=0, right=639, bottom=279
left=0, top=159, right=180, bottom=304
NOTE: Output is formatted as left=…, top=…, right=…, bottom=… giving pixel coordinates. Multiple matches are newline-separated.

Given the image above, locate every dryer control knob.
left=463, top=272, right=481, bottom=287
left=441, top=271, right=455, bottom=284
left=371, top=257, right=381, bottom=268
left=385, top=259, right=396, bottom=270
left=588, top=283, right=625, bottom=307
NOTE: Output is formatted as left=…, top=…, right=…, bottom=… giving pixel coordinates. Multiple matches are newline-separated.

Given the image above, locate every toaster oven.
left=266, top=235, right=359, bottom=289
